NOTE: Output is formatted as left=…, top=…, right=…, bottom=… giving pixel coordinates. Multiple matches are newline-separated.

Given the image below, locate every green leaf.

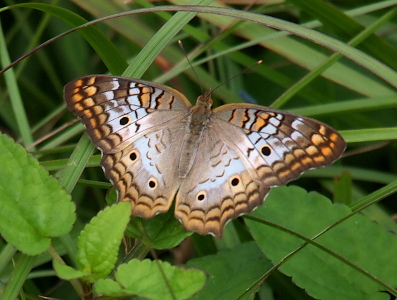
left=126, top=207, right=192, bottom=250
left=53, top=260, right=88, bottom=280
left=333, top=170, right=353, bottom=205
left=246, top=186, right=397, bottom=300
left=76, top=202, right=131, bottom=282
left=0, top=133, right=75, bottom=255
left=94, top=279, right=123, bottom=295
left=106, top=187, right=192, bottom=250
left=94, top=259, right=207, bottom=300
left=187, top=242, right=273, bottom=299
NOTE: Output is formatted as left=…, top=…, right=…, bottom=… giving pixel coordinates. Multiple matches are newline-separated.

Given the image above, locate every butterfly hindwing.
left=175, top=127, right=270, bottom=237
left=102, top=126, right=185, bottom=218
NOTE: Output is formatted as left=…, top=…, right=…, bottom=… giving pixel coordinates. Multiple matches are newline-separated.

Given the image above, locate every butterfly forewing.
left=64, top=75, right=346, bottom=238
left=64, top=75, right=192, bottom=152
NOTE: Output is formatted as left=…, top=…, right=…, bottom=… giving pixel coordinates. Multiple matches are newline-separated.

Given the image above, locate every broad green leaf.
left=246, top=186, right=397, bottom=300
left=187, top=242, right=273, bottom=300
left=94, top=279, right=122, bottom=295
left=0, top=133, right=75, bottom=255
left=76, top=202, right=131, bottom=282
left=94, top=259, right=206, bottom=300
left=53, top=260, right=88, bottom=280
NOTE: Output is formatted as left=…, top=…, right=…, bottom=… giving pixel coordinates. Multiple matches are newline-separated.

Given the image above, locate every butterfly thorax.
left=178, top=94, right=213, bottom=179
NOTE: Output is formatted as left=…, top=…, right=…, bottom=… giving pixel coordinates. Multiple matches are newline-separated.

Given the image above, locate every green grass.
left=1, top=0, right=397, bottom=299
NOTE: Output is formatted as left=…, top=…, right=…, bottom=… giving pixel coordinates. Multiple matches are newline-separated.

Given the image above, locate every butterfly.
left=64, top=75, right=346, bottom=238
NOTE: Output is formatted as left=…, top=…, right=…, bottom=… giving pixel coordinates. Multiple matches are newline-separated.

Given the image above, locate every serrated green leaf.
left=53, top=260, right=88, bottom=280
left=187, top=242, right=272, bottom=300
left=94, top=279, right=123, bottom=295
left=76, top=202, right=131, bottom=282
left=94, top=259, right=206, bottom=300
left=0, top=133, right=75, bottom=255
left=246, top=186, right=397, bottom=300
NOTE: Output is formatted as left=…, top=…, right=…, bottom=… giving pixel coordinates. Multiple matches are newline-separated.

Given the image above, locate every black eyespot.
left=149, top=180, right=156, bottom=188
left=261, top=146, right=271, bottom=156
left=130, top=152, right=137, bottom=161
left=231, top=178, right=239, bottom=186
left=120, top=116, right=129, bottom=126
left=197, top=194, right=205, bottom=201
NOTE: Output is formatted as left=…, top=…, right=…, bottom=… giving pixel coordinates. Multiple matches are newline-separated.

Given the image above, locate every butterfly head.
left=196, top=90, right=213, bottom=109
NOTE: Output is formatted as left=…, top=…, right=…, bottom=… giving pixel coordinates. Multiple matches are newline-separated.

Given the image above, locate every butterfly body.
left=178, top=96, right=212, bottom=178
left=65, top=75, right=346, bottom=238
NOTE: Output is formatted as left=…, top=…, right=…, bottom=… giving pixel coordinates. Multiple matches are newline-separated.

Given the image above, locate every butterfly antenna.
left=212, top=60, right=263, bottom=93
left=178, top=40, right=205, bottom=95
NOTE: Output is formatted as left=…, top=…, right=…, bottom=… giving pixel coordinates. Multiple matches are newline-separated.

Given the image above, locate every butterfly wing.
left=175, top=126, right=270, bottom=238
left=175, top=104, right=345, bottom=237
left=213, top=103, right=346, bottom=186
left=64, top=75, right=191, bottom=217
left=64, top=75, right=192, bottom=153
left=65, top=76, right=346, bottom=237
left=101, top=126, right=185, bottom=217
